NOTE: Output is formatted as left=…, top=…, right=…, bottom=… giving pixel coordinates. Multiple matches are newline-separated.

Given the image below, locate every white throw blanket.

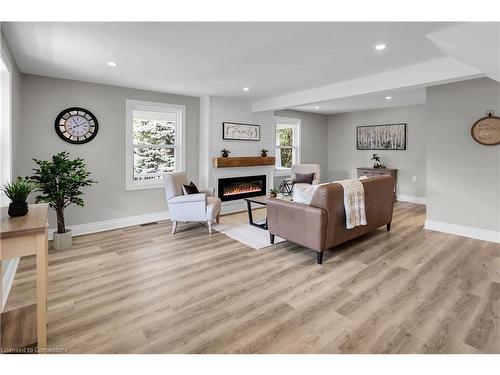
left=335, top=179, right=367, bottom=229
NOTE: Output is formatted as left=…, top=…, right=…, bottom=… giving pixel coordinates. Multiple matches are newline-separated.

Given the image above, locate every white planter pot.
left=53, top=230, right=72, bottom=250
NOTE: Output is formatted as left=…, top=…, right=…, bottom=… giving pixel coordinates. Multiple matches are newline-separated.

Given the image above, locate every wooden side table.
left=1, top=204, right=49, bottom=352
left=357, top=167, right=398, bottom=201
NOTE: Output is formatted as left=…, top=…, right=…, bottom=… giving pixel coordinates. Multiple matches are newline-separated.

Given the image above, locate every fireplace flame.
left=223, top=183, right=262, bottom=196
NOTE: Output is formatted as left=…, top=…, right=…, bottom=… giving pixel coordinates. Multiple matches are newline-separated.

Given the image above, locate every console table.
left=357, top=167, right=398, bottom=201
left=1, top=204, right=49, bottom=352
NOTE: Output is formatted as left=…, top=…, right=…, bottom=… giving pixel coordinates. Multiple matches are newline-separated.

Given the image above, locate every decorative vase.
left=270, top=192, right=277, bottom=198
left=221, top=152, right=229, bottom=158
left=261, top=152, right=268, bottom=157
left=8, top=201, right=29, bottom=217
left=53, top=230, right=72, bottom=250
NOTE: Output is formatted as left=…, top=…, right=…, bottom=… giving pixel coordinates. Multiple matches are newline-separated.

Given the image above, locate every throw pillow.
left=182, top=181, right=199, bottom=195
left=294, top=172, right=315, bottom=184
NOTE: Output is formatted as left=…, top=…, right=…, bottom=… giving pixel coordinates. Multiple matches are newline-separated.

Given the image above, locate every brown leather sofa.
left=267, top=176, right=395, bottom=264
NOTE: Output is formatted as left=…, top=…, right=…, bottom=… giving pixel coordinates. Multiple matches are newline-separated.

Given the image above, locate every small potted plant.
left=221, top=148, right=231, bottom=158
left=371, top=153, right=386, bottom=169
left=269, top=188, right=278, bottom=198
left=261, top=148, right=269, bottom=157
left=1, top=177, right=36, bottom=217
left=31, top=151, right=96, bottom=250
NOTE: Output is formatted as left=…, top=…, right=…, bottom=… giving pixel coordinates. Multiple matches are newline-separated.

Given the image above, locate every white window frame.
left=274, top=116, right=301, bottom=176
left=125, top=99, right=186, bottom=191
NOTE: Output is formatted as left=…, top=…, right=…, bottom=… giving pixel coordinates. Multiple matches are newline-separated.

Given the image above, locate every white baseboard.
left=2, top=258, right=20, bottom=312
left=424, top=219, right=500, bottom=244
left=48, top=210, right=171, bottom=240
left=397, top=194, right=427, bottom=205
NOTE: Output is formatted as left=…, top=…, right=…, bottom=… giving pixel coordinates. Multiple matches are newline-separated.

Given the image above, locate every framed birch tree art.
left=356, top=123, right=407, bottom=150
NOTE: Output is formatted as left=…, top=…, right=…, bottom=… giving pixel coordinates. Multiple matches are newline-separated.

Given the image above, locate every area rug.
left=213, top=208, right=285, bottom=250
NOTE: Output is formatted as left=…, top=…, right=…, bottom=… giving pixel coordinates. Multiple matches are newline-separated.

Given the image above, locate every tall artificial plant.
left=31, top=151, right=96, bottom=234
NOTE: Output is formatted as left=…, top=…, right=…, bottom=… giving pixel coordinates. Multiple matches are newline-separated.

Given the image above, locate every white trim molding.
left=396, top=194, right=427, bottom=205
left=48, top=210, right=171, bottom=240
left=424, top=220, right=500, bottom=244
left=274, top=116, right=301, bottom=170
left=125, top=99, right=187, bottom=191
left=2, top=257, right=19, bottom=312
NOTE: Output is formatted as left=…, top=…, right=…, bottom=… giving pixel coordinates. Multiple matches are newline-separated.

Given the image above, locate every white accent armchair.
left=291, top=164, right=321, bottom=185
left=164, top=172, right=221, bottom=235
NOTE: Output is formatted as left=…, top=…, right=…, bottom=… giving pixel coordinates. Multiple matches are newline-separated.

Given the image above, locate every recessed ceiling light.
left=375, top=43, right=387, bottom=51
left=314, top=106, right=320, bottom=109
left=243, top=87, right=250, bottom=91
left=107, top=61, right=118, bottom=67
left=385, top=96, right=392, bottom=100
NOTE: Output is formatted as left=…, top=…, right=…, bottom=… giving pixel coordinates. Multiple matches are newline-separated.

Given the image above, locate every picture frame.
left=356, top=123, right=407, bottom=150
left=470, top=114, right=500, bottom=146
left=222, top=122, right=260, bottom=141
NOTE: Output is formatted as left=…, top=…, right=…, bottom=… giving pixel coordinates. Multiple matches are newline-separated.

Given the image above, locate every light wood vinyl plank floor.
left=4, top=202, right=500, bottom=353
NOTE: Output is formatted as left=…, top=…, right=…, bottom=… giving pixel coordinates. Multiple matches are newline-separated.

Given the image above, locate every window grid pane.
left=276, top=147, right=294, bottom=169
left=276, top=126, right=294, bottom=147
left=275, top=120, right=299, bottom=170
left=132, top=112, right=177, bottom=182
left=133, top=147, right=175, bottom=181
left=133, top=118, right=175, bottom=146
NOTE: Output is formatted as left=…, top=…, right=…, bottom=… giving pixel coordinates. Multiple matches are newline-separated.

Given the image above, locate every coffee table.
left=244, top=196, right=270, bottom=230
left=244, top=194, right=292, bottom=230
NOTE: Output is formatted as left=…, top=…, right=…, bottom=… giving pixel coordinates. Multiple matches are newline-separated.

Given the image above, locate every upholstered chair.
left=291, top=164, right=321, bottom=185
left=164, top=172, right=221, bottom=235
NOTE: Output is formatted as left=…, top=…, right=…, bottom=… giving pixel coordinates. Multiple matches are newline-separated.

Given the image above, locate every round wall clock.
left=471, top=113, right=500, bottom=146
left=54, top=107, right=99, bottom=144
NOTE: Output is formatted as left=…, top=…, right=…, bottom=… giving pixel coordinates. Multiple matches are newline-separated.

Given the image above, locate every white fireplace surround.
left=198, top=96, right=277, bottom=213
left=213, top=166, right=275, bottom=214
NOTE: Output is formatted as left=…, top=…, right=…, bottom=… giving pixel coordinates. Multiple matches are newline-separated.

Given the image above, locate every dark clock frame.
left=54, top=107, right=99, bottom=144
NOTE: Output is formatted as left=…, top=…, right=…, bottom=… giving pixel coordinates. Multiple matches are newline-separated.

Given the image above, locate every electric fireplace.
left=218, top=175, right=266, bottom=202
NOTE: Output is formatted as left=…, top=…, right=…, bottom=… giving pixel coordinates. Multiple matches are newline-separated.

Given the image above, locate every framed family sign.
left=222, top=122, right=260, bottom=141
left=471, top=112, right=500, bottom=146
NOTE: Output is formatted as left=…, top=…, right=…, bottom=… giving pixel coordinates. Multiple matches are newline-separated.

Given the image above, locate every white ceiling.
left=2, top=22, right=454, bottom=101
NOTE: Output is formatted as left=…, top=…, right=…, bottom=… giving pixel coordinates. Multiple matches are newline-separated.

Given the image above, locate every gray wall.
left=209, top=97, right=276, bottom=160
left=426, top=78, right=500, bottom=231
left=327, top=104, right=427, bottom=199
left=16, top=74, right=200, bottom=228
left=273, top=109, right=329, bottom=186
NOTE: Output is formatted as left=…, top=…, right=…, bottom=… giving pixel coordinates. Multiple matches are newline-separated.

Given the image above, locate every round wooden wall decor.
left=471, top=113, right=500, bottom=146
